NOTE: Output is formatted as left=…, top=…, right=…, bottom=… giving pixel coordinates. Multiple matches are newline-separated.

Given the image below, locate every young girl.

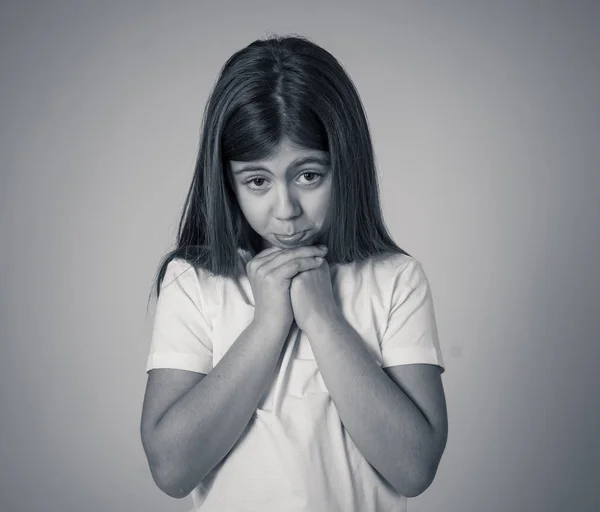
left=141, top=35, right=447, bottom=512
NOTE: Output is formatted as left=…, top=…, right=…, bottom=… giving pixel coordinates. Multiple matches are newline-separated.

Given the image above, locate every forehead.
left=229, top=140, right=330, bottom=169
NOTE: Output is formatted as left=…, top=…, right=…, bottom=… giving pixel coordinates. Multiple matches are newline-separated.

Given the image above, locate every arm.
left=303, top=312, right=448, bottom=498
left=141, top=318, right=289, bottom=499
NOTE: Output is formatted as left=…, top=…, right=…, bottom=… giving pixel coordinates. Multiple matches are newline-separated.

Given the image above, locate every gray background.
left=1, top=1, right=599, bottom=511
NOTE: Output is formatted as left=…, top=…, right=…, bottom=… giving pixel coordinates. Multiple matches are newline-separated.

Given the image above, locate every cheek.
left=236, top=193, right=267, bottom=223
left=310, top=185, right=332, bottom=216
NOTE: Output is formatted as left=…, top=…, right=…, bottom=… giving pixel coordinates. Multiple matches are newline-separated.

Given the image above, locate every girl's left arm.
left=303, top=311, right=448, bottom=498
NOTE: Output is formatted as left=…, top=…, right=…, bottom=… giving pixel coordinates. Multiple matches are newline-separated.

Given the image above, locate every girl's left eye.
left=298, top=171, right=323, bottom=184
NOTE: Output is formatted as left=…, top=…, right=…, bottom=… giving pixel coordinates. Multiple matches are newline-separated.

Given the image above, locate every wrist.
left=303, top=306, right=345, bottom=337
left=251, top=315, right=292, bottom=340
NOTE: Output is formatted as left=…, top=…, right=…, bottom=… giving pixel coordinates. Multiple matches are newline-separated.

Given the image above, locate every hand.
left=246, top=245, right=329, bottom=332
left=289, top=249, right=340, bottom=333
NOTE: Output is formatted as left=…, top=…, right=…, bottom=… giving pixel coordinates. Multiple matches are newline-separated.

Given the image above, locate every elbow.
left=142, top=427, right=202, bottom=499
left=392, top=452, right=443, bottom=498
left=150, top=462, right=197, bottom=499
left=160, top=483, right=193, bottom=500
left=402, top=426, right=447, bottom=497
left=142, top=438, right=198, bottom=499
left=400, top=471, right=435, bottom=498
left=388, top=465, right=435, bottom=498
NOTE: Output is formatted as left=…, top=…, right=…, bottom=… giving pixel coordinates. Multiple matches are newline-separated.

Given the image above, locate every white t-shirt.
left=146, top=248, right=446, bottom=512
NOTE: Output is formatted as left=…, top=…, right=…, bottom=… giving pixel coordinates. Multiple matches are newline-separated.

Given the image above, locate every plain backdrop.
left=1, top=1, right=599, bottom=511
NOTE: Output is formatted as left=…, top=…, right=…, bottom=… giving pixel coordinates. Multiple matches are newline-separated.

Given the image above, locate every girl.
left=141, top=35, right=447, bottom=512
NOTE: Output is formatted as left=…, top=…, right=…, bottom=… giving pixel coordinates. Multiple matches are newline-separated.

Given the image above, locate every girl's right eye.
left=245, top=177, right=268, bottom=190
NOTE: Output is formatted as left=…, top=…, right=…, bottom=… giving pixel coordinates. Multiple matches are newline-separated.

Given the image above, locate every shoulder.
left=369, top=251, right=425, bottom=283
left=165, top=257, right=219, bottom=280
left=161, top=257, right=221, bottom=303
left=360, top=252, right=434, bottom=304
left=162, top=257, right=201, bottom=286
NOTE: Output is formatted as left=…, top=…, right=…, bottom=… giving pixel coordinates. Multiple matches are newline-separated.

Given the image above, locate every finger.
left=257, top=247, right=287, bottom=264
left=270, top=245, right=327, bottom=263
left=253, top=246, right=284, bottom=260
left=250, top=245, right=326, bottom=274
left=269, top=245, right=327, bottom=267
left=246, top=246, right=284, bottom=272
left=274, top=255, right=325, bottom=280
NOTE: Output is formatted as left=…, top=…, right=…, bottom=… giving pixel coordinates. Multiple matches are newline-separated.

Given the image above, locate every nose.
left=273, top=186, right=301, bottom=221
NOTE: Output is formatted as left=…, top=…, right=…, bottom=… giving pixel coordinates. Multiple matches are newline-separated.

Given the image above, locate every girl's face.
left=228, top=139, right=332, bottom=250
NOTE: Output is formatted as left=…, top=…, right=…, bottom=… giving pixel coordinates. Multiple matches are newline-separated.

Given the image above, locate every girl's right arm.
left=140, top=244, right=328, bottom=499
left=141, top=317, right=289, bottom=499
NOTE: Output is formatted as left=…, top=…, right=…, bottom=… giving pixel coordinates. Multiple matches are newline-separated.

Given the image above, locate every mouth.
left=273, top=231, right=306, bottom=245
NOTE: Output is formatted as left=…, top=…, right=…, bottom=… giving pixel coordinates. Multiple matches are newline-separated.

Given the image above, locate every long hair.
left=149, top=34, right=409, bottom=303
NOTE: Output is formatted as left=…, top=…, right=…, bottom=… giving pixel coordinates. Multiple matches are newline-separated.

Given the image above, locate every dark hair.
left=149, top=34, right=410, bottom=304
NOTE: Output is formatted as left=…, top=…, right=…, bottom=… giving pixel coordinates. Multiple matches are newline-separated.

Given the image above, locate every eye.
left=244, top=171, right=324, bottom=191
left=245, top=177, right=268, bottom=190
left=298, top=171, right=323, bottom=185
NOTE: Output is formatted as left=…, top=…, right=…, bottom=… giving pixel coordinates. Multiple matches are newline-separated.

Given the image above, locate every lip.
left=273, top=231, right=306, bottom=244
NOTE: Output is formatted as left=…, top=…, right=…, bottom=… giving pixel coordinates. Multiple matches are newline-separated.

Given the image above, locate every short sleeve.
left=145, top=258, right=214, bottom=374
left=380, top=258, right=445, bottom=374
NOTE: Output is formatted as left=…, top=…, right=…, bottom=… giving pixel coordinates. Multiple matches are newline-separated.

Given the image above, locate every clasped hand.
left=290, top=251, right=339, bottom=332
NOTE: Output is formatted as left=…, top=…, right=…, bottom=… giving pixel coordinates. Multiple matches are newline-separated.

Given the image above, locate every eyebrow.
left=231, top=155, right=331, bottom=175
